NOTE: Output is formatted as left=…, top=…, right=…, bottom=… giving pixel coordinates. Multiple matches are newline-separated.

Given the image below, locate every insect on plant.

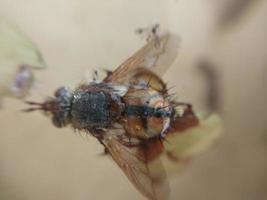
left=25, top=25, right=221, bottom=200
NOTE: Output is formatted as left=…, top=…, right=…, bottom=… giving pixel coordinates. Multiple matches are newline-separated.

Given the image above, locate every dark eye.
left=55, top=87, right=70, bottom=98
left=51, top=87, right=73, bottom=127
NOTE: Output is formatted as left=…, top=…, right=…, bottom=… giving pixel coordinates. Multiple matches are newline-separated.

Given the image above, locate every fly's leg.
left=92, top=70, right=99, bottom=82
left=98, top=147, right=109, bottom=156
left=118, top=134, right=142, bottom=147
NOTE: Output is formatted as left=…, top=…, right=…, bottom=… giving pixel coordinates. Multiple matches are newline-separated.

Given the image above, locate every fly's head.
left=25, top=87, right=73, bottom=128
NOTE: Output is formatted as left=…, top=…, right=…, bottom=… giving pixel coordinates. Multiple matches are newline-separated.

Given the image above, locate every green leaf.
left=0, top=17, right=46, bottom=99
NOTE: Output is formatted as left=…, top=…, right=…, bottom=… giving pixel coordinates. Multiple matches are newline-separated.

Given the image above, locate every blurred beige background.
left=1, top=0, right=267, bottom=199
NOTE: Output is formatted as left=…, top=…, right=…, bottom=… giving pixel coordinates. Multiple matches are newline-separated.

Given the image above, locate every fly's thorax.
left=70, top=84, right=124, bottom=131
left=71, top=90, right=110, bottom=129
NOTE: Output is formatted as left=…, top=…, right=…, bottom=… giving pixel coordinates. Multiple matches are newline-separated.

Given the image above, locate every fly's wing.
left=103, top=32, right=179, bottom=84
left=103, top=136, right=170, bottom=200
left=162, top=113, right=222, bottom=173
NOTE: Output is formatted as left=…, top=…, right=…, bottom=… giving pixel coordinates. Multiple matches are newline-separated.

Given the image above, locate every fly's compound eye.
left=51, top=87, right=73, bottom=127
left=55, top=87, right=72, bottom=99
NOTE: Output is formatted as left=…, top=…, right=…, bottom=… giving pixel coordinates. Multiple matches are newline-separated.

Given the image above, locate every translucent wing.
left=103, top=136, right=170, bottom=200
left=103, top=32, right=179, bottom=84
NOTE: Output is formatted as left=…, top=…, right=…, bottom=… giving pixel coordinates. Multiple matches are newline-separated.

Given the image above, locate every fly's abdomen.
left=124, top=105, right=170, bottom=118
left=122, top=87, right=172, bottom=139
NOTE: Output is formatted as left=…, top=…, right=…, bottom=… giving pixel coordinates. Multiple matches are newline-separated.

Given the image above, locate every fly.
left=25, top=25, right=203, bottom=200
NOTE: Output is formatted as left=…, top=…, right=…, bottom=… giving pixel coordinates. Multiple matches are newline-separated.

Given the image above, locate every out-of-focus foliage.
left=213, top=0, right=262, bottom=29
left=0, top=17, right=46, bottom=103
left=162, top=114, right=222, bottom=173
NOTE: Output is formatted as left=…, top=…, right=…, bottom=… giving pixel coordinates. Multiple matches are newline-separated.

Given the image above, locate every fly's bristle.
left=166, top=85, right=176, bottom=92
left=146, top=75, right=153, bottom=87
left=160, top=105, right=172, bottom=109
left=111, top=126, right=123, bottom=130
left=164, top=93, right=177, bottom=100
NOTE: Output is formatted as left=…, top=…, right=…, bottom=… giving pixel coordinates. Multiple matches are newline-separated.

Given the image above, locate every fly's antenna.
left=23, top=101, right=44, bottom=112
